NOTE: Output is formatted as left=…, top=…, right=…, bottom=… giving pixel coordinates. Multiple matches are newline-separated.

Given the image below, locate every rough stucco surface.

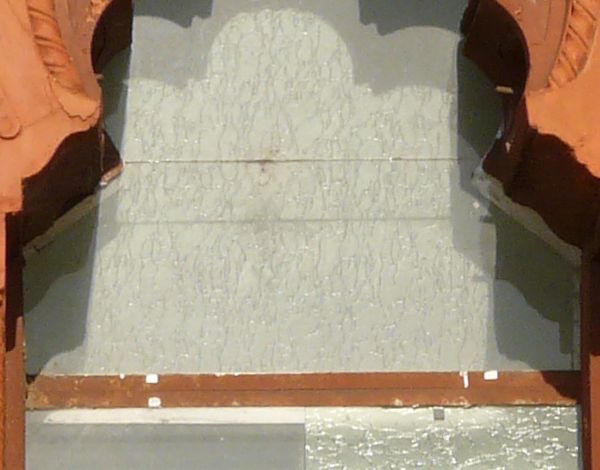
left=24, top=0, right=579, bottom=374
left=305, top=407, right=579, bottom=469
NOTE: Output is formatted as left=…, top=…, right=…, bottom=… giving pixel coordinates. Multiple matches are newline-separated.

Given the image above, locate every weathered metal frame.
left=2, top=0, right=600, bottom=468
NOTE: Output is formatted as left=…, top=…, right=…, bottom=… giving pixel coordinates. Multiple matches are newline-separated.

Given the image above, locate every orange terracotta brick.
left=464, top=0, right=600, bottom=249
left=0, top=0, right=131, bottom=241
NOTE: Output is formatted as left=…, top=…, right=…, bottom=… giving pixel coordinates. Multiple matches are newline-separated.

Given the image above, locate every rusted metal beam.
left=0, top=214, right=25, bottom=470
left=581, top=247, right=600, bottom=470
left=26, top=371, right=578, bottom=409
left=0, top=215, right=6, bottom=470
left=4, top=215, right=24, bottom=470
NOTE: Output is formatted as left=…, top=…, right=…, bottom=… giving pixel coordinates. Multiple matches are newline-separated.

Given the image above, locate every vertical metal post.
left=581, top=247, right=600, bottom=470
left=2, top=214, right=24, bottom=470
left=0, top=214, right=6, bottom=470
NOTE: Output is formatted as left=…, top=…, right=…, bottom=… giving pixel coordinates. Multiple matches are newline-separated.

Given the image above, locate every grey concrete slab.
left=27, top=407, right=580, bottom=469
left=27, top=416, right=304, bottom=470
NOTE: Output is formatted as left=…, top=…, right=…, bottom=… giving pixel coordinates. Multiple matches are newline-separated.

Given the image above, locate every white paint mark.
left=483, top=370, right=499, bottom=381
left=145, top=374, right=159, bottom=384
left=23, top=181, right=120, bottom=260
left=41, top=408, right=307, bottom=425
left=495, top=85, right=514, bottom=95
left=460, top=371, right=469, bottom=389
left=119, top=374, right=125, bottom=379
left=148, top=397, right=162, bottom=408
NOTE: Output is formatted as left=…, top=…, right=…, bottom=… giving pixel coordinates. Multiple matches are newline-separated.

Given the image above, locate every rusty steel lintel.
left=26, top=371, right=578, bottom=409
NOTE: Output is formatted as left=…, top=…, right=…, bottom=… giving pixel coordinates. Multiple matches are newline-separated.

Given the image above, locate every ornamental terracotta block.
left=464, top=0, right=600, bottom=250
left=0, top=0, right=131, bottom=241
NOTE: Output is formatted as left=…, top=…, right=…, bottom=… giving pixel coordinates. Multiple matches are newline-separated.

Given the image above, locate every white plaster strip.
left=40, top=408, right=307, bottom=425
left=472, top=162, right=581, bottom=266
left=23, top=178, right=120, bottom=260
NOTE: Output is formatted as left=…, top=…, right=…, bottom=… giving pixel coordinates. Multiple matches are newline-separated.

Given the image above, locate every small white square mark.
left=148, top=397, right=162, bottom=408
left=146, top=374, right=159, bottom=384
left=483, top=370, right=499, bottom=381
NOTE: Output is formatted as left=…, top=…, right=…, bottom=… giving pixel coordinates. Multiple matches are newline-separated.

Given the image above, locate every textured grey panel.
left=26, top=415, right=304, bottom=470
left=113, top=161, right=457, bottom=222
left=24, top=0, right=579, bottom=374
left=111, top=0, right=484, bottom=163
left=24, top=205, right=573, bottom=374
left=305, top=407, right=579, bottom=469
left=24, top=216, right=486, bottom=373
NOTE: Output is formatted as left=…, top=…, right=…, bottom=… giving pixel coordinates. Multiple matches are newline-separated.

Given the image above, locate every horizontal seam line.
left=122, top=158, right=464, bottom=164
left=103, top=217, right=451, bottom=225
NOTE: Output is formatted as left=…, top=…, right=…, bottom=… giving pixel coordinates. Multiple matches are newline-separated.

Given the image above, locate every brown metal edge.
left=4, top=214, right=24, bottom=470
left=580, top=246, right=600, bottom=470
left=0, top=214, right=5, bottom=470
left=26, top=371, right=579, bottom=409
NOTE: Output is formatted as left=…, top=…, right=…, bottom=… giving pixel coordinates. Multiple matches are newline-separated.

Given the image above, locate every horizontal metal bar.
left=26, top=371, right=579, bottom=409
